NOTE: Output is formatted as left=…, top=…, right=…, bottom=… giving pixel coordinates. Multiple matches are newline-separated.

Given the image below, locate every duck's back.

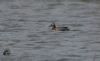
left=57, top=27, right=69, bottom=31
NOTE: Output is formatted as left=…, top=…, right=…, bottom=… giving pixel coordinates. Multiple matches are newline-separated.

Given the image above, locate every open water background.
left=0, top=0, right=100, bottom=61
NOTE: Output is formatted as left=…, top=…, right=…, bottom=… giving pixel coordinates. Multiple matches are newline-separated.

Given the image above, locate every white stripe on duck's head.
left=49, top=23, right=70, bottom=31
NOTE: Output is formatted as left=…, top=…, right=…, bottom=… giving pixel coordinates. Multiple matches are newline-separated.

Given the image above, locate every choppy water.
left=0, top=0, right=100, bottom=61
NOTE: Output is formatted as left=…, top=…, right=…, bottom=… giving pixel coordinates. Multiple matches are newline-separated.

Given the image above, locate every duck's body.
left=55, top=27, right=69, bottom=31
left=49, top=23, right=69, bottom=31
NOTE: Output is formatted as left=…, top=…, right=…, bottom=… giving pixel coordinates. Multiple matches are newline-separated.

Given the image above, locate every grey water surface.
left=0, top=0, right=100, bottom=61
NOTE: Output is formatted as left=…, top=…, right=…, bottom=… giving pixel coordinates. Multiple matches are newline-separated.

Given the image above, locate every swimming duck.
left=3, top=48, right=10, bottom=56
left=49, top=23, right=70, bottom=31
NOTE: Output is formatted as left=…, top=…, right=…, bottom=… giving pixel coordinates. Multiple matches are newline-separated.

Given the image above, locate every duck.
left=3, top=48, right=11, bottom=56
left=49, top=23, right=70, bottom=31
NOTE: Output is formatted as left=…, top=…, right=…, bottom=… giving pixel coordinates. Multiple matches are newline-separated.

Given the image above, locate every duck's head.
left=3, top=48, right=10, bottom=56
left=49, top=23, right=56, bottom=28
left=49, top=23, right=58, bottom=31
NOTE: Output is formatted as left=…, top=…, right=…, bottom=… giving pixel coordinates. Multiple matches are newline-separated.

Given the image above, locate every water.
left=0, top=0, right=100, bottom=61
